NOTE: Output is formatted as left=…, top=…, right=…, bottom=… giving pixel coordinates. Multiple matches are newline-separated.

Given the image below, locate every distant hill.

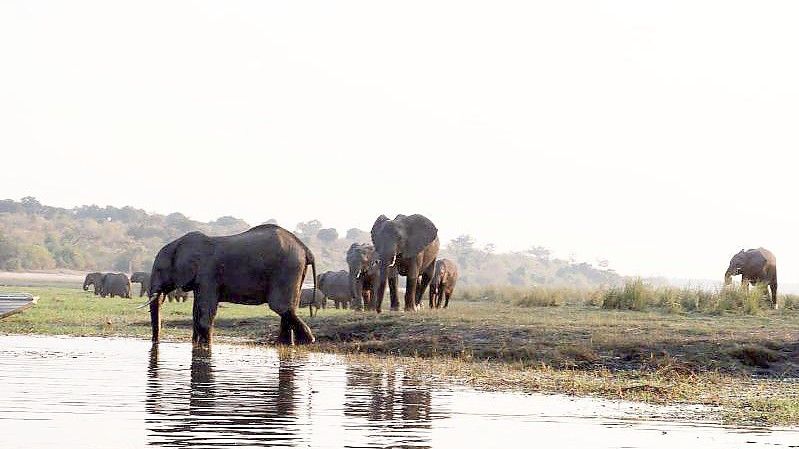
left=0, top=197, right=620, bottom=287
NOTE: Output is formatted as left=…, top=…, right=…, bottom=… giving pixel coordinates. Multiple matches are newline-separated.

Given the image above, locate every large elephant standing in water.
left=725, top=247, right=778, bottom=308
left=147, top=224, right=317, bottom=346
left=371, top=214, right=439, bottom=312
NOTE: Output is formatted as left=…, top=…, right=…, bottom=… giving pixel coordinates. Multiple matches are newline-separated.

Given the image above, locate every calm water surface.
left=0, top=335, right=797, bottom=448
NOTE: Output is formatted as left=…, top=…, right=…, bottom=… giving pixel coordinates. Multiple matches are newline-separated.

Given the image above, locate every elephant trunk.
left=348, top=264, right=360, bottom=309
left=149, top=292, right=162, bottom=342
left=374, top=264, right=388, bottom=313
left=724, top=268, right=733, bottom=285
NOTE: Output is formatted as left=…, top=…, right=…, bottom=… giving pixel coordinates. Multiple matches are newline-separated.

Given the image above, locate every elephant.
left=83, top=272, right=105, bottom=295
left=299, top=288, right=326, bottom=316
left=131, top=271, right=151, bottom=297
left=371, top=214, right=439, bottom=312
left=146, top=224, right=317, bottom=346
left=346, top=243, right=386, bottom=311
left=132, top=271, right=188, bottom=301
left=166, top=288, right=190, bottom=302
left=429, top=259, right=458, bottom=309
left=317, top=270, right=352, bottom=309
left=725, top=247, right=778, bottom=308
left=101, top=273, right=132, bottom=298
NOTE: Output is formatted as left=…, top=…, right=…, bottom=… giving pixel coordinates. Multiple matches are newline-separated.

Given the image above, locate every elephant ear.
left=371, top=215, right=390, bottom=244
left=172, top=232, right=208, bottom=288
left=346, top=244, right=359, bottom=266
left=400, top=214, right=438, bottom=256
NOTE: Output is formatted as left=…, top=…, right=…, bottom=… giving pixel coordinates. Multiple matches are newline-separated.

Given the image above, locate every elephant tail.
left=309, top=252, right=317, bottom=317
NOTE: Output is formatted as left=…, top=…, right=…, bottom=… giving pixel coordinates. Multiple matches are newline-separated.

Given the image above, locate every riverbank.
left=2, top=285, right=798, bottom=425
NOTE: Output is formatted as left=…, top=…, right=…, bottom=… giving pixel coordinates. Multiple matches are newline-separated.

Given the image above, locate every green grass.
left=3, top=284, right=799, bottom=425
left=463, top=280, right=783, bottom=315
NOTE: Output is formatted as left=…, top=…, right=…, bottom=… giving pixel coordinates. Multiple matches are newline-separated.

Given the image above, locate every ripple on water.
left=0, top=335, right=797, bottom=449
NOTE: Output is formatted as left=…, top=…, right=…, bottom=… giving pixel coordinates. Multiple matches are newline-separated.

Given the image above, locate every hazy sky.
left=1, top=1, right=798, bottom=282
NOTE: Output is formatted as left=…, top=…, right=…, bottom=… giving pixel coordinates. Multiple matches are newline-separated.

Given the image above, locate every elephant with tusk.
left=370, top=214, right=439, bottom=312
left=147, top=224, right=317, bottom=346
left=724, top=247, right=778, bottom=309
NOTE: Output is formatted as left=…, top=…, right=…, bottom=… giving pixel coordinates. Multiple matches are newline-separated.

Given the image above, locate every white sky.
left=1, top=1, right=798, bottom=282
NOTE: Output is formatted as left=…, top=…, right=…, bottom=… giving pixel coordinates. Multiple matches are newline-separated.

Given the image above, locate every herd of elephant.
left=85, top=211, right=776, bottom=349
left=82, top=271, right=189, bottom=301
left=139, top=213, right=456, bottom=347
left=301, top=245, right=458, bottom=317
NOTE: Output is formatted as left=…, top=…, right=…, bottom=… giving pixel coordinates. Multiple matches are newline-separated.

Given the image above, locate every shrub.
left=601, top=278, right=650, bottom=311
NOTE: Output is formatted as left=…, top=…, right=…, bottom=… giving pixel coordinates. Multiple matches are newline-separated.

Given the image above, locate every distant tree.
left=20, top=196, right=42, bottom=214
left=507, top=266, right=527, bottom=286
left=165, top=212, right=194, bottom=234
left=0, top=198, right=623, bottom=287
left=317, top=228, right=339, bottom=243
left=295, top=220, right=323, bottom=239
left=213, top=216, right=243, bottom=226
left=527, top=246, right=551, bottom=261
left=345, top=228, right=370, bottom=242
left=0, top=199, right=21, bottom=213
left=448, top=235, right=476, bottom=269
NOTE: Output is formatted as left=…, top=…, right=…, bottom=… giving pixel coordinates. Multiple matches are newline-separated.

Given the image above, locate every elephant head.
left=370, top=214, right=438, bottom=273
left=83, top=272, right=103, bottom=293
left=149, top=232, right=209, bottom=300
left=148, top=232, right=211, bottom=341
left=724, top=249, right=747, bottom=285
left=347, top=243, right=377, bottom=279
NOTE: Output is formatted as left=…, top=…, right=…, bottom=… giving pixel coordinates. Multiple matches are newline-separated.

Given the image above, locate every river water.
left=0, top=335, right=796, bottom=448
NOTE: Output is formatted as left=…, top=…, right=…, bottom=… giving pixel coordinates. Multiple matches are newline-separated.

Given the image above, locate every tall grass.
left=461, top=279, right=781, bottom=315
left=602, top=279, right=772, bottom=314
left=458, top=285, right=602, bottom=307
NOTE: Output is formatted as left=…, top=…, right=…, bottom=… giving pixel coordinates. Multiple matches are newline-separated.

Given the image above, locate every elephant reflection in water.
left=145, top=345, right=300, bottom=447
left=344, top=366, right=433, bottom=425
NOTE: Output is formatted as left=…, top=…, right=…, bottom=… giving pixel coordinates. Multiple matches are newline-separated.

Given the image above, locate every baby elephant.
left=318, top=270, right=352, bottom=309
left=429, top=259, right=458, bottom=309
left=166, top=289, right=190, bottom=302
left=300, top=288, right=327, bottom=317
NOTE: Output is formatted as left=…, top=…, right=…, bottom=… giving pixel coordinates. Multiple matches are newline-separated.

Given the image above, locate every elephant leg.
left=405, top=264, right=420, bottom=312
left=150, top=294, right=165, bottom=342
left=350, top=277, right=364, bottom=311
left=363, top=290, right=372, bottom=310
left=417, top=264, right=435, bottom=308
left=740, top=278, right=749, bottom=291
left=277, top=310, right=314, bottom=345
left=770, top=283, right=778, bottom=309
left=290, top=310, right=315, bottom=344
left=444, top=290, right=451, bottom=308
left=277, top=313, right=293, bottom=344
left=388, top=273, right=399, bottom=311
left=192, top=286, right=218, bottom=346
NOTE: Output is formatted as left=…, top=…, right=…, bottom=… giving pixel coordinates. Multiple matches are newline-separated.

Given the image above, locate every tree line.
left=0, top=197, right=619, bottom=287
